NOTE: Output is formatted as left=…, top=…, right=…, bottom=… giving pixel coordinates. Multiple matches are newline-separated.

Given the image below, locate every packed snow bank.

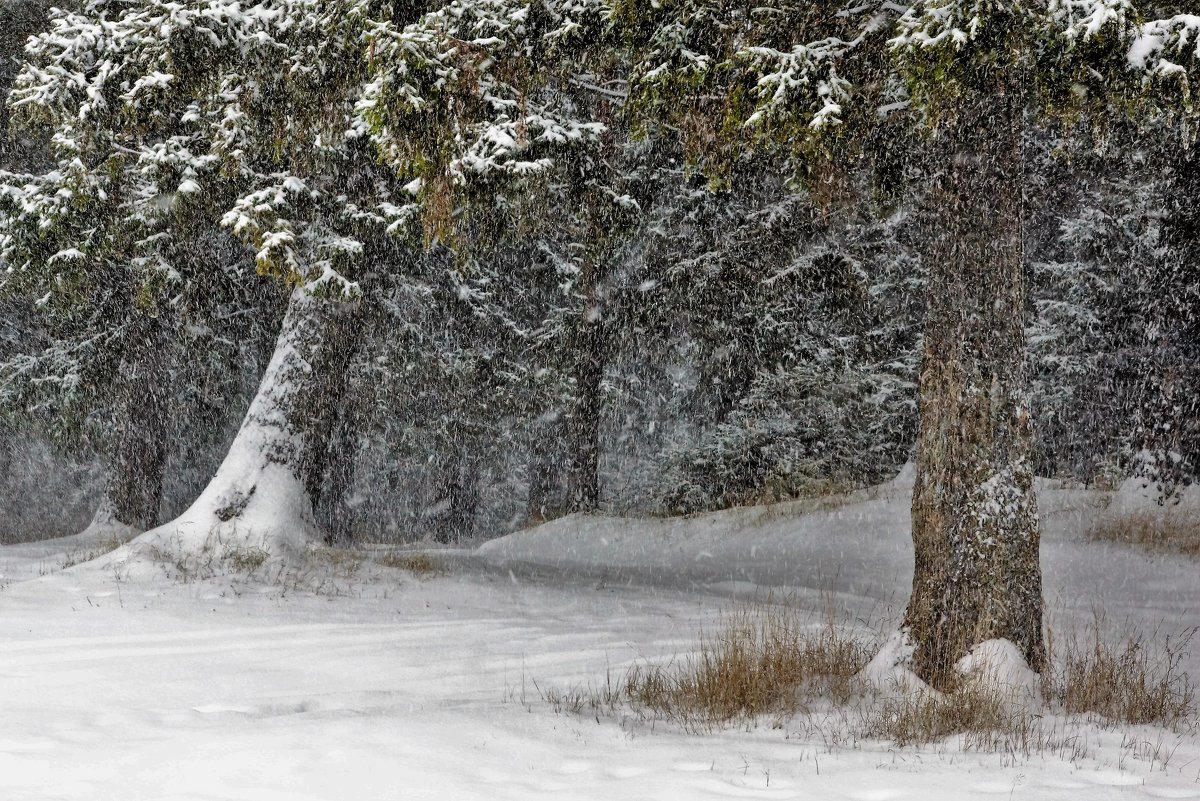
left=476, top=476, right=1194, bottom=672
left=476, top=482, right=914, bottom=605
left=475, top=470, right=1104, bottom=605
left=1108, top=474, right=1166, bottom=517
left=1104, top=469, right=1200, bottom=520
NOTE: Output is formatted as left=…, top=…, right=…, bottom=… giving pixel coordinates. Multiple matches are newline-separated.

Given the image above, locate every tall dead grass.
left=543, top=602, right=873, bottom=733
left=621, top=604, right=873, bottom=730
left=1089, top=512, right=1200, bottom=557
left=1045, top=613, right=1196, bottom=727
left=375, top=550, right=444, bottom=576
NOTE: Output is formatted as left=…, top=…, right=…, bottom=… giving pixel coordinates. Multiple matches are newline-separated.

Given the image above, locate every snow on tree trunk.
left=132, top=287, right=361, bottom=563
left=901, top=73, right=1045, bottom=689
left=94, top=312, right=172, bottom=533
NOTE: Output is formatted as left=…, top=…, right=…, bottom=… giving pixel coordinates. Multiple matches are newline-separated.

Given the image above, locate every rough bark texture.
left=101, top=312, right=173, bottom=530
left=902, top=71, right=1045, bottom=688
left=318, top=409, right=362, bottom=546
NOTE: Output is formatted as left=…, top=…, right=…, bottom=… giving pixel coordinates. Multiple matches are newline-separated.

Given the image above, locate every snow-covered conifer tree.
left=4, top=0, right=609, bottom=561
left=615, top=0, right=1200, bottom=685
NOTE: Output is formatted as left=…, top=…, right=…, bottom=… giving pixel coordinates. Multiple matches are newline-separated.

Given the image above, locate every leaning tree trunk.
left=92, top=312, right=174, bottom=532
left=133, top=287, right=361, bottom=563
left=901, top=71, right=1045, bottom=689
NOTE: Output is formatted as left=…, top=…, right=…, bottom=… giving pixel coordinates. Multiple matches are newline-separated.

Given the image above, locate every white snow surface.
left=858, top=629, right=926, bottom=696
left=2, top=475, right=1199, bottom=800
left=956, top=639, right=1042, bottom=701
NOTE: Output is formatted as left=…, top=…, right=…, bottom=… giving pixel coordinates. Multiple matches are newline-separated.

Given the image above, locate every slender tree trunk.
left=427, top=444, right=482, bottom=542
left=426, top=449, right=460, bottom=542
left=567, top=316, right=604, bottom=512
left=902, top=71, right=1045, bottom=688
left=310, top=305, right=367, bottom=547
left=447, top=455, right=481, bottom=541
left=97, top=312, right=173, bottom=530
left=526, top=416, right=561, bottom=523
left=0, top=423, right=12, bottom=496
left=134, top=287, right=361, bottom=561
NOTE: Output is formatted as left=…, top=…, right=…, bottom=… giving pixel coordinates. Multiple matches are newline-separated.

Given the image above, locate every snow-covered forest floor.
left=1, top=471, right=1198, bottom=800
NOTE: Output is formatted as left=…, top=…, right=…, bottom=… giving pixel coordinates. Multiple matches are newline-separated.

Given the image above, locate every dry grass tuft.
left=541, top=603, right=1197, bottom=754
left=1046, top=613, right=1196, bottom=728
left=307, top=546, right=363, bottom=577
left=376, top=550, right=443, bottom=576
left=222, top=545, right=270, bottom=573
left=547, top=603, right=874, bottom=732
left=61, top=532, right=130, bottom=569
left=861, top=678, right=1043, bottom=751
left=1089, top=512, right=1200, bottom=557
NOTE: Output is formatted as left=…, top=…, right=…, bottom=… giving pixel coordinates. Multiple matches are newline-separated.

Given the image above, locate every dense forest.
left=1, top=0, right=1198, bottom=686
left=3, top=0, right=1197, bottom=542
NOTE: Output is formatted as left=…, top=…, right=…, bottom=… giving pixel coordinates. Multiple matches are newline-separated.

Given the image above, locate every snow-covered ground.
left=1, top=474, right=1198, bottom=800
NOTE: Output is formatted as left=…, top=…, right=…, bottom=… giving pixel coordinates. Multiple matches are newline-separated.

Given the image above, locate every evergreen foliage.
left=0, top=0, right=1196, bottom=544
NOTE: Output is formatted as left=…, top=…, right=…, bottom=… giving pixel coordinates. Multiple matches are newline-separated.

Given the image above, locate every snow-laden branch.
left=1129, top=15, right=1200, bottom=77
left=741, top=40, right=858, bottom=130
left=359, top=0, right=611, bottom=184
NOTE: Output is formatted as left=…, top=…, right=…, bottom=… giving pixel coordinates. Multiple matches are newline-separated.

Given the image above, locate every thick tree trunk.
left=901, top=72, right=1045, bottom=688
left=95, top=312, right=173, bottom=531
left=133, top=287, right=361, bottom=562
left=567, top=315, right=605, bottom=513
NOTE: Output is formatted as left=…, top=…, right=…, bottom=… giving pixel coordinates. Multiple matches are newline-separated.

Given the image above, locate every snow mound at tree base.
left=956, top=639, right=1042, bottom=700
left=77, top=500, right=142, bottom=543
left=858, top=631, right=926, bottom=695
left=115, top=462, right=316, bottom=575
left=858, top=632, right=1040, bottom=702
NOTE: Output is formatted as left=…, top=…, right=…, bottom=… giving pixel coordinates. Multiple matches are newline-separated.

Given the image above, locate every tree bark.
left=98, top=311, right=173, bottom=530
left=526, top=416, right=562, bottom=523
left=310, top=304, right=367, bottom=546
left=134, top=287, right=361, bottom=561
left=317, top=407, right=362, bottom=546
left=426, top=443, right=482, bottom=542
left=0, top=414, right=12, bottom=478
left=902, top=71, right=1045, bottom=688
left=566, top=315, right=604, bottom=513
